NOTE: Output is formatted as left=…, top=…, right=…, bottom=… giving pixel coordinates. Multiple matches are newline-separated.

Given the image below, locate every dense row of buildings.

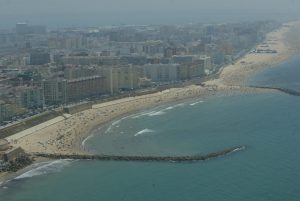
left=0, top=21, right=280, bottom=124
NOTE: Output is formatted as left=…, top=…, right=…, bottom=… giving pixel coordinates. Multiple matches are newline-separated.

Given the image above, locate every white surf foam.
left=232, top=146, right=246, bottom=153
left=112, top=119, right=121, bottom=126
left=147, top=111, right=166, bottom=116
left=105, top=115, right=133, bottom=133
left=190, top=100, right=204, bottom=106
left=104, top=125, right=112, bottom=134
left=131, top=103, right=186, bottom=119
left=134, top=129, right=155, bottom=136
left=131, top=110, right=158, bottom=119
left=165, top=103, right=185, bottom=110
left=81, top=133, right=95, bottom=148
left=14, top=160, right=73, bottom=180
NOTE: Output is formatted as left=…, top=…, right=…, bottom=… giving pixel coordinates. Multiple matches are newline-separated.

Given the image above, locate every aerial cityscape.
left=0, top=21, right=279, bottom=126
left=1, top=0, right=300, bottom=201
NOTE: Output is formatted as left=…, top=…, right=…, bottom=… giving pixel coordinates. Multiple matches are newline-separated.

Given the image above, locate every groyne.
left=33, top=145, right=246, bottom=163
left=249, top=85, right=300, bottom=96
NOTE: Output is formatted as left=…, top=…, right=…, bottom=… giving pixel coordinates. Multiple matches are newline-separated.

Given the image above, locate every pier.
left=33, top=145, right=246, bottom=163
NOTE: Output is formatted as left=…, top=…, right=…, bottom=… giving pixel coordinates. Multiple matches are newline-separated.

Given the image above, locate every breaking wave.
left=231, top=146, right=246, bottom=153
left=14, top=160, right=73, bottom=180
left=190, top=100, right=204, bottom=106
left=134, top=129, right=155, bottom=136
left=131, top=110, right=160, bottom=119
left=165, top=103, right=186, bottom=110
left=105, top=115, right=133, bottom=133
left=81, top=133, right=95, bottom=148
left=147, top=111, right=166, bottom=116
left=131, top=103, right=186, bottom=119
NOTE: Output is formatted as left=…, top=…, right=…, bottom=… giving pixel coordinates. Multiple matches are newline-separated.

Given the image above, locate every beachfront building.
left=15, top=86, right=44, bottom=109
left=196, top=55, right=212, bottom=72
left=101, top=65, right=143, bottom=94
left=175, top=63, right=205, bottom=80
left=42, top=78, right=67, bottom=105
left=0, top=101, right=24, bottom=124
left=66, top=76, right=106, bottom=102
left=143, top=64, right=178, bottom=83
left=42, top=75, right=108, bottom=104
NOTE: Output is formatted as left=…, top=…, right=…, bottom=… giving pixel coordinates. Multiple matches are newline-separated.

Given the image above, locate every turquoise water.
left=1, top=56, right=300, bottom=201
left=248, top=55, right=300, bottom=90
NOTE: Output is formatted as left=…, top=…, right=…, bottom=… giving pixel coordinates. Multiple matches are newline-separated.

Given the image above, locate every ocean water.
left=248, top=55, right=300, bottom=91
left=1, top=56, right=300, bottom=201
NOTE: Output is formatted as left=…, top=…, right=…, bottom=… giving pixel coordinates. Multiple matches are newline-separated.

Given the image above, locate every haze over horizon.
left=0, top=0, right=300, bottom=29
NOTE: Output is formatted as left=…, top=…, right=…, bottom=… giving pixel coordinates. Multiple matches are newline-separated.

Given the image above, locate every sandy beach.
left=3, top=21, right=300, bottom=158
left=206, top=21, right=300, bottom=87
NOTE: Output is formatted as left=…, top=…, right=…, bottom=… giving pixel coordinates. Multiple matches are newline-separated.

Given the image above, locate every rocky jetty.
left=249, top=85, right=300, bottom=96
left=34, top=145, right=246, bottom=163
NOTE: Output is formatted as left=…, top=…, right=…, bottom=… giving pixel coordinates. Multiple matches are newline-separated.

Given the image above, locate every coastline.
left=1, top=21, right=300, bottom=183
left=206, top=21, right=300, bottom=87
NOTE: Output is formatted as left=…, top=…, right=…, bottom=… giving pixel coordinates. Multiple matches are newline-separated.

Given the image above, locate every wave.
left=190, top=100, right=204, bottom=106
left=231, top=146, right=246, bottom=153
left=104, top=125, right=112, bottom=134
left=132, top=103, right=186, bottom=119
left=165, top=103, right=185, bottom=110
left=131, top=110, right=159, bottom=119
left=134, top=129, right=155, bottom=136
left=14, top=160, right=73, bottom=180
left=147, top=111, right=166, bottom=116
left=105, top=115, right=133, bottom=133
left=81, top=133, right=95, bottom=148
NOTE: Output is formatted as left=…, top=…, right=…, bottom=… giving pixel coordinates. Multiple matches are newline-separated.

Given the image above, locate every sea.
left=0, top=55, right=300, bottom=201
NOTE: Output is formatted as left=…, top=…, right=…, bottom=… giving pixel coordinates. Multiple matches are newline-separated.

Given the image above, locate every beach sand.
left=4, top=21, right=300, bottom=158
left=206, top=21, right=300, bottom=87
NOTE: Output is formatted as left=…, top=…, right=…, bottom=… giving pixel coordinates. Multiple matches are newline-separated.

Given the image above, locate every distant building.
left=16, top=23, right=29, bottom=35
left=120, top=56, right=147, bottom=65
left=30, top=49, right=50, bottom=65
left=62, top=56, right=120, bottom=66
left=64, top=67, right=97, bottom=79
left=172, top=55, right=194, bottom=64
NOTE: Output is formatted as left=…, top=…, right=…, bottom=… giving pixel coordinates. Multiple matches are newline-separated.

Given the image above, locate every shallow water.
left=1, top=55, right=300, bottom=201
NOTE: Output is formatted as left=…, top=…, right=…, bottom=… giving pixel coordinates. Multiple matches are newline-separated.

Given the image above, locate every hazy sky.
left=0, top=0, right=299, bottom=28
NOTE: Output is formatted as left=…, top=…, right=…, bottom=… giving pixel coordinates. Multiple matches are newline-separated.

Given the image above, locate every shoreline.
left=1, top=20, right=300, bottom=183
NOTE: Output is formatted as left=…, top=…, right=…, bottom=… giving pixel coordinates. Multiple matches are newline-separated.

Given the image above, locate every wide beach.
left=2, top=21, right=300, bottom=166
